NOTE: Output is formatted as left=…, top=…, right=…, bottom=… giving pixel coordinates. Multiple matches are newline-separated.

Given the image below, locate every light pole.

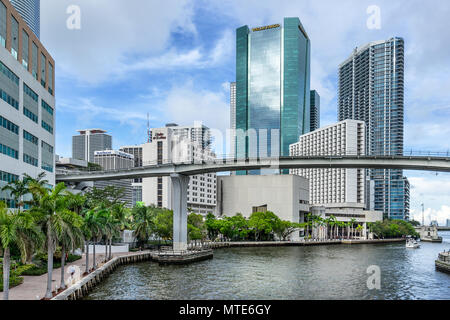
left=421, top=203, right=424, bottom=226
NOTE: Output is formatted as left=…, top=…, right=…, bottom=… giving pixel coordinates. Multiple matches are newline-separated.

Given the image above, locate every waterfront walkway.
left=7, top=252, right=138, bottom=300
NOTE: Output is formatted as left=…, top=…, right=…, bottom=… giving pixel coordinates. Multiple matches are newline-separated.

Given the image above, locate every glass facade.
left=235, top=17, right=311, bottom=174
left=338, top=38, right=409, bottom=220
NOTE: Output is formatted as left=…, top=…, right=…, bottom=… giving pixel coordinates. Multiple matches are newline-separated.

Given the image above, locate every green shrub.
left=0, top=269, right=24, bottom=292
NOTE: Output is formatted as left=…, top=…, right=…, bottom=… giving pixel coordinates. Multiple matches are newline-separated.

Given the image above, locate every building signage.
left=252, top=24, right=280, bottom=32
left=153, top=133, right=167, bottom=140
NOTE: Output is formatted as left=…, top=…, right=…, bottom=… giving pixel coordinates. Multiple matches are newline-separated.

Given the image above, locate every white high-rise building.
left=140, top=124, right=217, bottom=216
left=72, top=129, right=112, bottom=163
left=290, top=120, right=366, bottom=206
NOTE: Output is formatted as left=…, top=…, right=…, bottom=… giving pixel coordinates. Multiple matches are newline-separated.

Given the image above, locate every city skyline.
left=37, top=0, right=450, bottom=224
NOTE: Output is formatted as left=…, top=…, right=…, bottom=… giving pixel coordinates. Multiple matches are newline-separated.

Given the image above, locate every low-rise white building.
left=216, top=174, right=310, bottom=240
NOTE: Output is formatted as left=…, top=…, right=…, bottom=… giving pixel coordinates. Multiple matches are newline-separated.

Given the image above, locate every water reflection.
left=85, top=232, right=450, bottom=300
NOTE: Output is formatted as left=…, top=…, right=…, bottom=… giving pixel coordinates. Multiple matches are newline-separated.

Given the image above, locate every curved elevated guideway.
left=56, top=155, right=450, bottom=252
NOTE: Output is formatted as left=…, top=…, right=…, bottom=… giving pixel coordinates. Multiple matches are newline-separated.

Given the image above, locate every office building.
left=93, top=149, right=134, bottom=171
left=119, top=145, right=144, bottom=205
left=290, top=120, right=366, bottom=206
left=338, top=37, right=410, bottom=220
left=216, top=175, right=310, bottom=240
left=235, top=17, right=311, bottom=171
left=72, top=129, right=112, bottom=163
left=165, top=122, right=212, bottom=151
left=0, top=0, right=55, bottom=208
left=310, top=90, right=320, bottom=131
left=141, top=123, right=217, bottom=215
left=9, top=0, right=39, bottom=39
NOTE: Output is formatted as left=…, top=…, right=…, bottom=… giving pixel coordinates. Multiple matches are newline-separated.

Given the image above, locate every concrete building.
left=310, top=204, right=383, bottom=239
left=290, top=120, right=366, bottom=206
left=447, top=219, right=450, bottom=228
left=119, top=145, right=143, bottom=205
left=0, top=0, right=55, bottom=208
left=216, top=174, right=310, bottom=240
left=9, top=0, right=39, bottom=39
left=72, top=129, right=112, bottom=163
left=93, top=149, right=134, bottom=171
left=235, top=18, right=311, bottom=173
left=141, top=124, right=217, bottom=215
left=338, top=38, right=409, bottom=220
left=310, top=90, right=320, bottom=131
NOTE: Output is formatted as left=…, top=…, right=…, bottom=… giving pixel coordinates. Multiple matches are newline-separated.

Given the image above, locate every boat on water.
left=406, top=237, right=420, bottom=249
left=435, top=251, right=450, bottom=273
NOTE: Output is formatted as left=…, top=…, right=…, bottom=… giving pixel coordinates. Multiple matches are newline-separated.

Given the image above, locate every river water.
left=85, top=232, right=450, bottom=300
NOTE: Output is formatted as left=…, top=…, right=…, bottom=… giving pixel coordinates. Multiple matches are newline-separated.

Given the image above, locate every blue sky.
left=39, top=0, right=450, bottom=224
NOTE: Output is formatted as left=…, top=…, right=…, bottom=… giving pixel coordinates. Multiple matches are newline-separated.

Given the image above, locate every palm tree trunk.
left=45, top=232, right=54, bottom=299
left=105, top=240, right=108, bottom=262
left=85, top=240, right=89, bottom=274
left=109, top=238, right=112, bottom=259
left=60, top=244, right=66, bottom=290
left=93, top=240, right=96, bottom=270
left=3, top=247, right=10, bottom=300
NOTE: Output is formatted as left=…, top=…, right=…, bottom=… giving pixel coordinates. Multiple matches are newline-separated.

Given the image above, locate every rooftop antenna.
left=147, top=113, right=151, bottom=143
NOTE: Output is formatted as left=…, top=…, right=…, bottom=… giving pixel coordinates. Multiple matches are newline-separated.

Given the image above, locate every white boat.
left=406, top=238, right=420, bottom=249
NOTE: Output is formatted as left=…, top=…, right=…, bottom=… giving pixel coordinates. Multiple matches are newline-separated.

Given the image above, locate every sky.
left=39, top=0, right=450, bottom=225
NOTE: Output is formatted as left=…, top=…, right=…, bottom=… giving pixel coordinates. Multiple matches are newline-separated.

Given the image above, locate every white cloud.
left=41, top=0, right=197, bottom=83
left=411, top=206, right=450, bottom=226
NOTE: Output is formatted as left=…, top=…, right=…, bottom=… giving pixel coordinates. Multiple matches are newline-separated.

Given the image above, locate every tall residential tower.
left=235, top=17, right=311, bottom=171
left=338, top=37, right=409, bottom=220
left=9, top=0, right=39, bottom=39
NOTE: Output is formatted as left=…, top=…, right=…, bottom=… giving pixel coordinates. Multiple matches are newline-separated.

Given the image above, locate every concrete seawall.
left=208, top=238, right=405, bottom=249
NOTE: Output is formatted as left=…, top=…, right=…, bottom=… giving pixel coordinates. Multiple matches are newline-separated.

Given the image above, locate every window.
left=0, top=143, right=18, bottom=159
left=48, top=63, right=53, bottom=95
left=0, top=2, right=6, bottom=47
left=24, top=83, right=38, bottom=101
left=23, top=107, right=38, bottom=123
left=23, top=130, right=38, bottom=145
left=41, top=120, right=53, bottom=134
left=40, top=53, right=46, bottom=87
left=42, top=99, right=53, bottom=116
left=0, top=115, right=19, bottom=134
left=0, top=61, right=19, bottom=85
left=23, top=153, right=38, bottom=167
left=22, top=30, right=29, bottom=69
left=0, top=171, right=19, bottom=183
left=41, top=141, right=53, bottom=153
left=41, top=161, right=53, bottom=173
left=11, top=16, right=18, bottom=59
left=32, top=42, right=38, bottom=79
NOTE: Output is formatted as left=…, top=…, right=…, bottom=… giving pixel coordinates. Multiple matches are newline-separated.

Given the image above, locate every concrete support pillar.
left=363, top=222, right=367, bottom=239
left=171, top=173, right=190, bottom=252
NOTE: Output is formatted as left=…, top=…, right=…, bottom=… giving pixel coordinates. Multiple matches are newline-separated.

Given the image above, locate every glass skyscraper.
left=235, top=17, right=311, bottom=173
left=310, top=90, right=320, bottom=131
left=9, top=0, right=39, bottom=39
left=338, top=37, right=410, bottom=220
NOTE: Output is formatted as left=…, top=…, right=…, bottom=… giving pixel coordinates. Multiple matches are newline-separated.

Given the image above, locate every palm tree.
left=1, top=178, right=29, bottom=211
left=85, top=207, right=108, bottom=270
left=349, top=218, right=357, bottom=239
left=58, top=205, right=83, bottom=290
left=132, top=205, right=156, bottom=250
left=30, top=183, right=80, bottom=299
left=0, top=202, right=41, bottom=300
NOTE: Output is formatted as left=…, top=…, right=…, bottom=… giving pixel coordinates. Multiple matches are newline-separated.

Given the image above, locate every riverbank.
left=207, top=238, right=405, bottom=249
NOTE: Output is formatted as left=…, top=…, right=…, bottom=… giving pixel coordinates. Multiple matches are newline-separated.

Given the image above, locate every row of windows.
left=23, top=107, right=38, bottom=123
left=41, top=162, right=53, bottom=173
left=42, top=100, right=53, bottom=116
left=23, top=129, right=38, bottom=145
left=41, top=140, right=53, bottom=153
left=0, top=114, right=18, bottom=134
left=23, top=153, right=38, bottom=167
left=0, top=143, right=18, bottom=159
left=41, top=120, right=53, bottom=134
left=0, top=170, right=18, bottom=183
left=23, top=83, right=38, bottom=102
left=0, top=87, right=19, bottom=109
left=0, top=60, right=19, bottom=85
